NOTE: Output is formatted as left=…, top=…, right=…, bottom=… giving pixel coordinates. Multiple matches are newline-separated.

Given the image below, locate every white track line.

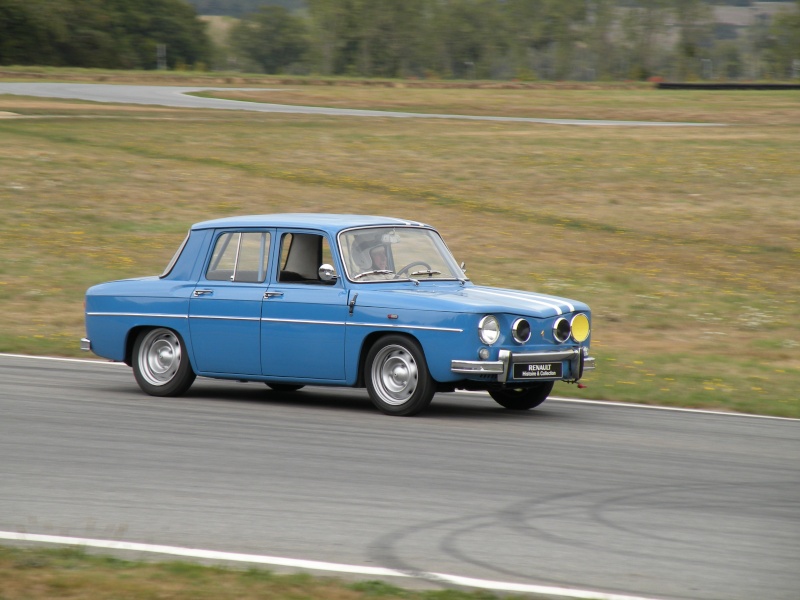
left=0, top=531, right=664, bottom=600
left=0, top=352, right=126, bottom=365
left=4, top=353, right=794, bottom=422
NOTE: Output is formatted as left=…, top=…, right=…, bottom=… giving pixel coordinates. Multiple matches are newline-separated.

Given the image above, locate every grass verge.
left=0, top=71, right=798, bottom=417
left=0, top=545, right=514, bottom=600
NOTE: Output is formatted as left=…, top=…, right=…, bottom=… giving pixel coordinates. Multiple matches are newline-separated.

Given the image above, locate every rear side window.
left=206, top=231, right=271, bottom=283
left=160, top=231, right=190, bottom=278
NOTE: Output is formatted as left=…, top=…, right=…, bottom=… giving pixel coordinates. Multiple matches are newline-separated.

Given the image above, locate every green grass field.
left=0, top=545, right=511, bottom=600
left=0, top=72, right=798, bottom=417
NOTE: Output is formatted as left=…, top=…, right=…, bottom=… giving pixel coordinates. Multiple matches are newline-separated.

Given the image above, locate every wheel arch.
left=124, top=325, right=195, bottom=371
left=124, top=326, right=148, bottom=367
left=356, top=330, right=429, bottom=387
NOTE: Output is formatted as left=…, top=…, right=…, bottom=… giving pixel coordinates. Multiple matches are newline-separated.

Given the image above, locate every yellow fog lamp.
left=571, top=313, right=590, bottom=343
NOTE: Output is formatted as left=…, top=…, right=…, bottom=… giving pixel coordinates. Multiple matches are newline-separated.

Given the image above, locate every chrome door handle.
left=263, top=291, right=284, bottom=299
left=193, top=289, right=213, bottom=297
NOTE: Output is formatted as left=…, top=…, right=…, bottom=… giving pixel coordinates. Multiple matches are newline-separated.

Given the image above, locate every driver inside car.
left=369, top=245, right=389, bottom=271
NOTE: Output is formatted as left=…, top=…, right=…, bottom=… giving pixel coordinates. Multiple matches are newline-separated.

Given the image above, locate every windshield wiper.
left=353, top=269, right=394, bottom=280
left=409, top=269, right=442, bottom=277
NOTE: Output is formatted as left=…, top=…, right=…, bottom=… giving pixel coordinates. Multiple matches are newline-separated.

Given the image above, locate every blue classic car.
left=83, top=214, right=594, bottom=416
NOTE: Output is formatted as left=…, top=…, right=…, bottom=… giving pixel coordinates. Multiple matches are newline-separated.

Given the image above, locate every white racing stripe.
left=468, top=288, right=569, bottom=315
left=0, top=531, right=665, bottom=600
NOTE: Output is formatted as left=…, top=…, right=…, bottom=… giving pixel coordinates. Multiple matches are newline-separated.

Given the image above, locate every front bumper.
left=452, top=348, right=594, bottom=382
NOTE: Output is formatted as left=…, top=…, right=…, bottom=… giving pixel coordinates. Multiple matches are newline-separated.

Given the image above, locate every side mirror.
left=460, top=261, right=467, bottom=274
left=318, top=263, right=337, bottom=281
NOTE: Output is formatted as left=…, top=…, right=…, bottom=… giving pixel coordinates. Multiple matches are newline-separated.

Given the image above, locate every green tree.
left=671, top=0, right=713, bottom=79
left=426, top=0, right=509, bottom=79
left=306, top=0, right=357, bottom=75
left=351, top=0, right=426, bottom=77
left=620, top=0, right=671, bottom=80
left=106, top=0, right=212, bottom=69
left=230, top=5, right=308, bottom=73
left=503, top=0, right=587, bottom=80
left=711, top=40, right=744, bottom=79
left=0, top=0, right=59, bottom=65
left=0, top=0, right=211, bottom=69
left=767, top=0, right=800, bottom=77
left=583, top=0, right=616, bottom=80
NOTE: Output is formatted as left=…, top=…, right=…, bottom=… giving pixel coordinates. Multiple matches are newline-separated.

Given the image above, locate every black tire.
left=489, top=381, right=554, bottom=410
left=132, top=328, right=195, bottom=397
left=365, top=335, right=435, bottom=416
left=265, top=383, right=305, bottom=392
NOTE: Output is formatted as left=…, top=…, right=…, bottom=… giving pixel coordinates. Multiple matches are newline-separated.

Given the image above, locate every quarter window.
left=160, top=231, right=190, bottom=278
left=206, top=231, right=271, bottom=283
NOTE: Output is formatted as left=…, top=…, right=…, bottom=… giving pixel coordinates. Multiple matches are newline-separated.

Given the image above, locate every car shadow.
left=92, top=376, right=564, bottom=421
left=179, top=380, right=562, bottom=422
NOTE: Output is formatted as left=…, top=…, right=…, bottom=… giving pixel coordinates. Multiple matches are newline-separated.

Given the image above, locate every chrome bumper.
left=80, top=338, right=91, bottom=352
left=452, top=348, right=594, bottom=382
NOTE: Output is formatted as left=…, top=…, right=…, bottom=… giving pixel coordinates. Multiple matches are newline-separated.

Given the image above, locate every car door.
left=189, top=229, right=272, bottom=376
left=261, top=231, right=348, bottom=381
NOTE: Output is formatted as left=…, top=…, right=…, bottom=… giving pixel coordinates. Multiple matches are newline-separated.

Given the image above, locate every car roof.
left=191, top=214, right=430, bottom=234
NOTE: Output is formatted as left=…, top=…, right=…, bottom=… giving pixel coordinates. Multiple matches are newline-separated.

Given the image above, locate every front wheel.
left=132, top=328, right=195, bottom=397
left=489, top=381, right=554, bottom=410
left=365, top=335, right=435, bottom=416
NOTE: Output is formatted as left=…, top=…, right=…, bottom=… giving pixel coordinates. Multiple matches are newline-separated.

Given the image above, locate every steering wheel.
left=395, top=261, right=432, bottom=278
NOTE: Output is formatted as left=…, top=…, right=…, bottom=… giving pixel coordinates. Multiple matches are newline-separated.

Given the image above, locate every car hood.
left=355, top=283, right=588, bottom=318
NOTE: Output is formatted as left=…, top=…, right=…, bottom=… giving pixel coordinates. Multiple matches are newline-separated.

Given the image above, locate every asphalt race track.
left=1, top=354, right=798, bottom=600
left=0, top=82, right=724, bottom=127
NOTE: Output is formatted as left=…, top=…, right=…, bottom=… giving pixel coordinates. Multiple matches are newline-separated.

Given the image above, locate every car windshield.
left=339, top=226, right=464, bottom=282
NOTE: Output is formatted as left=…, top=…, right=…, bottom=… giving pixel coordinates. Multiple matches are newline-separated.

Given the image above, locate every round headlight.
left=478, top=315, right=500, bottom=345
left=571, top=313, right=590, bottom=342
left=553, top=318, right=571, bottom=343
left=511, top=318, right=531, bottom=343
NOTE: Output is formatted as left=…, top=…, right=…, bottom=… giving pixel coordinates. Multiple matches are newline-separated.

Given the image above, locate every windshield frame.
left=337, top=225, right=466, bottom=284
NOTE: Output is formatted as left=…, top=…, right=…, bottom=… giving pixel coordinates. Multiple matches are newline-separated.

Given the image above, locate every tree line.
left=0, top=0, right=211, bottom=69
left=187, top=0, right=304, bottom=18
left=1, top=0, right=797, bottom=81
left=230, top=0, right=800, bottom=81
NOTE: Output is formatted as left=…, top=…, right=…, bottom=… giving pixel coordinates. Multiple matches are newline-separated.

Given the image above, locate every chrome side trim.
left=348, top=322, right=463, bottom=333
left=191, top=315, right=261, bottom=322
left=80, top=338, right=91, bottom=352
left=265, top=318, right=462, bottom=332
left=87, top=312, right=187, bottom=319
left=262, top=318, right=343, bottom=326
left=86, top=312, right=461, bottom=332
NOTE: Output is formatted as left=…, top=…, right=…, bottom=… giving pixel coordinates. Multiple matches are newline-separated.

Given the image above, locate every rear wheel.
left=132, top=328, right=195, bottom=397
left=365, top=335, right=435, bottom=416
left=489, top=382, right=554, bottom=410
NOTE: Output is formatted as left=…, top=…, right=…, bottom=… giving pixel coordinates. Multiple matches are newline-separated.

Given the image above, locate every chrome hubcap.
left=139, top=329, right=181, bottom=386
left=372, top=344, right=418, bottom=406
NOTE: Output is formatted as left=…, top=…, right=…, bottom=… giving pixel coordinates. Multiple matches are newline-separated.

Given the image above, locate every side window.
left=278, top=233, right=335, bottom=284
left=206, top=231, right=271, bottom=283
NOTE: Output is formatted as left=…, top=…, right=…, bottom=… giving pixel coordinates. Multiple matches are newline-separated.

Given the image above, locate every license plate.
left=512, top=362, right=563, bottom=380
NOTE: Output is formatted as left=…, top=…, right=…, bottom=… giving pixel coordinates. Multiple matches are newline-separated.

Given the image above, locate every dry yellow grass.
left=0, top=80, right=798, bottom=416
